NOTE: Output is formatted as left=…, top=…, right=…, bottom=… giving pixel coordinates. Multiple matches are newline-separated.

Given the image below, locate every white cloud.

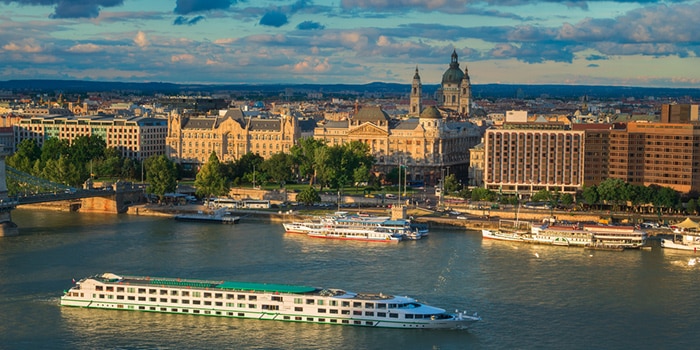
left=292, top=57, right=331, bottom=73
left=67, top=43, right=102, bottom=53
left=134, top=31, right=149, bottom=48
left=3, top=40, right=43, bottom=53
left=171, top=54, right=195, bottom=63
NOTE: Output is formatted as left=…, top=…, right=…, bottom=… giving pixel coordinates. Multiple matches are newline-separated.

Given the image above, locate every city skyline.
left=1, top=0, right=699, bottom=88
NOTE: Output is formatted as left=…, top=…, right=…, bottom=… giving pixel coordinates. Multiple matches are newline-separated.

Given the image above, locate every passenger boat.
left=481, top=229, right=524, bottom=242
left=282, top=221, right=323, bottom=234
left=526, top=224, right=593, bottom=247
left=283, top=212, right=427, bottom=241
left=583, top=225, right=648, bottom=250
left=660, top=233, right=700, bottom=252
left=307, top=226, right=402, bottom=242
left=483, top=220, right=648, bottom=250
left=60, top=273, right=480, bottom=330
left=174, top=209, right=240, bottom=224
left=481, top=219, right=531, bottom=242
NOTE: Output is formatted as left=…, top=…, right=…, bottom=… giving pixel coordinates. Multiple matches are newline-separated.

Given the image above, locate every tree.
left=686, top=199, right=698, bottom=215
left=296, top=186, right=321, bottom=206
left=225, top=152, right=264, bottom=186
left=41, top=154, right=82, bottom=186
left=353, top=164, right=370, bottom=191
left=471, top=187, right=493, bottom=202
left=290, top=137, right=325, bottom=184
left=195, top=151, right=229, bottom=199
left=443, top=174, right=461, bottom=194
left=7, top=139, right=41, bottom=173
left=581, top=185, right=599, bottom=208
left=40, top=138, right=70, bottom=164
left=597, top=178, right=627, bottom=210
left=70, top=135, right=106, bottom=165
left=560, top=193, right=574, bottom=207
left=260, top=152, right=294, bottom=186
left=145, top=155, right=178, bottom=199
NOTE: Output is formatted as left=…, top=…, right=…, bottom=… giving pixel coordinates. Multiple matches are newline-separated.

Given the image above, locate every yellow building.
left=166, top=108, right=300, bottom=169
left=314, top=105, right=480, bottom=185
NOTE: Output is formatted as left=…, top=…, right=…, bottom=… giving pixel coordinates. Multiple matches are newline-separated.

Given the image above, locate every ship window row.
left=90, top=302, right=419, bottom=324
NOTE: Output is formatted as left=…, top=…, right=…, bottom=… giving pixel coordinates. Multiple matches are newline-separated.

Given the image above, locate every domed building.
left=410, top=50, right=472, bottom=117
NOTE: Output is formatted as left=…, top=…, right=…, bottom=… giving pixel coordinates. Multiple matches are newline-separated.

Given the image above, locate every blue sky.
left=1, top=0, right=699, bottom=88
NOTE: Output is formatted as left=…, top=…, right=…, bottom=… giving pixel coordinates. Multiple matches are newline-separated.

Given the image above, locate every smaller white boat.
left=481, top=229, right=524, bottom=242
left=661, top=233, right=700, bottom=252
left=174, top=209, right=240, bottom=224
left=481, top=220, right=531, bottom=242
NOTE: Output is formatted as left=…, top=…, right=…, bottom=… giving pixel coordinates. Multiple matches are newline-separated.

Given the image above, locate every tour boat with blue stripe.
left=60, top=273, right=480, bottom=330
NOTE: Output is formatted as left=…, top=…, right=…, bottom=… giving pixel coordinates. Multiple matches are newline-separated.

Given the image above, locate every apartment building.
left=14, top=114, right=167, bottom=160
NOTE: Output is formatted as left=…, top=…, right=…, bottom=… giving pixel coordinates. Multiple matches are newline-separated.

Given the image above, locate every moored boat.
left=308, top=226, right=402, bottom=242
left=282, top=212, right=427, bottom=242
left=61, top=273, right=480, bottom=330
left=526, top=224, right=593, bottom=247
left=481, top=229, right=524, bottom=242
left=174, top=209, right=240, bottom=224
left=583, top=225, right=648, bottom=250
left=660, top=233, right=700, bottom=252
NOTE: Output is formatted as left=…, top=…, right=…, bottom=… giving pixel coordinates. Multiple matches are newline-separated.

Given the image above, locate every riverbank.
left=127, top=203, right=497, bottom=231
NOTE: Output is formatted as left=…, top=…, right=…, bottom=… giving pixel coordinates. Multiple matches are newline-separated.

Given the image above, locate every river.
left=0, top=209, right=697, bottom=349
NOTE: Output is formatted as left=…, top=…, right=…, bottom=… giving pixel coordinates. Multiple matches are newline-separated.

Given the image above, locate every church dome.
left=420, top=106, right=442, bottom=119
left=441, top=50, right=464, bottom=85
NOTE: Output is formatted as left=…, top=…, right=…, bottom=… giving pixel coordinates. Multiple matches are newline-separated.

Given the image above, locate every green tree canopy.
left=145, top=155, right=178, bottom=198
left=296, top=186, right=321, bottom=206
left=443, top=174, right=461, bottom=194
left=70, top=135, right=106, bottom=165
left=7, top=139, right=41, bottom=173
left=290, top=137, right=325, bottom=184
left=195, top=151, right=229, bottom=199
left=260, top=152, right=294, bottom=186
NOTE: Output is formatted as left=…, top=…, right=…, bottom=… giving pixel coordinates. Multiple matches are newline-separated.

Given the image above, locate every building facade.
left=608, top=122, right=700, bottom=193
left=314, top=105, right=480, bottom=185
left=410, top=50, right=472, bottom=117
left=14, top=115, right=167, bottom=160
left=166, top=108, right=300, bottom=169
left=660, top=104, right=699, bottom=123
left=483, top=121, right=585, bottom=196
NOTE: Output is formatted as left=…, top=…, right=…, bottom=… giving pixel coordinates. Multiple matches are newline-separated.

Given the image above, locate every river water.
left=0, top=209, right=698, bottom=349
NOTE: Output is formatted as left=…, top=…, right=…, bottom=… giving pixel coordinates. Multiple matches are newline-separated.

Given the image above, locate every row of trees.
left=194, top=138, right=375, bottom=200
left=450, top=177, right=690, bottom=215
left=7, top=137, right=181, bottom=199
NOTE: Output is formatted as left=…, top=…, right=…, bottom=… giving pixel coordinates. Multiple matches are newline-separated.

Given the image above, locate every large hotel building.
left=483, top=116, right=584, bottom=195
left=480, top=104, right=700, bottom=195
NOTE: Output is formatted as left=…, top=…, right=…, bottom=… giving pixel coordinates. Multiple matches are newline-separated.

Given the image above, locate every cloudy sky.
left=1, top=0, right=699, bottom=88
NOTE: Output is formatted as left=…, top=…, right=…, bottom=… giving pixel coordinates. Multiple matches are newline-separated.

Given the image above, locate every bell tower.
left=409, top=66, right=422, bottom=117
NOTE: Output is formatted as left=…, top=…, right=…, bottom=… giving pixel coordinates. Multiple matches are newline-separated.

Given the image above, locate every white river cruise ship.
left=61, top=273, right=480, bottom=330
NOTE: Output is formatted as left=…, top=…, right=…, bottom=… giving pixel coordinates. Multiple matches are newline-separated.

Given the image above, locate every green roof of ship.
left=108, top=273, right=318, bottom=294
left=216, top=281, right=317, bottom=294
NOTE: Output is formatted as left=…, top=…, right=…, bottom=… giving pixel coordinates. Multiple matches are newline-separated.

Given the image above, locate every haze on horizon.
left=1, top=0, right=699, bottom=89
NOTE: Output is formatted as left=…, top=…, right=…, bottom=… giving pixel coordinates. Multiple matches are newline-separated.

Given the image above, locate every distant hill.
left=0, top=79, right=698, bottom=100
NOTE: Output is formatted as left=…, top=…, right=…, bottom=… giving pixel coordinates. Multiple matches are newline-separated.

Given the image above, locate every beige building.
left=483, top=120, right=585, bottom=196
left=314, top=105, right=480, bottom=185
left=468, top=140, right=484, bottom=187
left=13, top=114, right=167, bottom=160
left=166, top=108, right=300, bottom=170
